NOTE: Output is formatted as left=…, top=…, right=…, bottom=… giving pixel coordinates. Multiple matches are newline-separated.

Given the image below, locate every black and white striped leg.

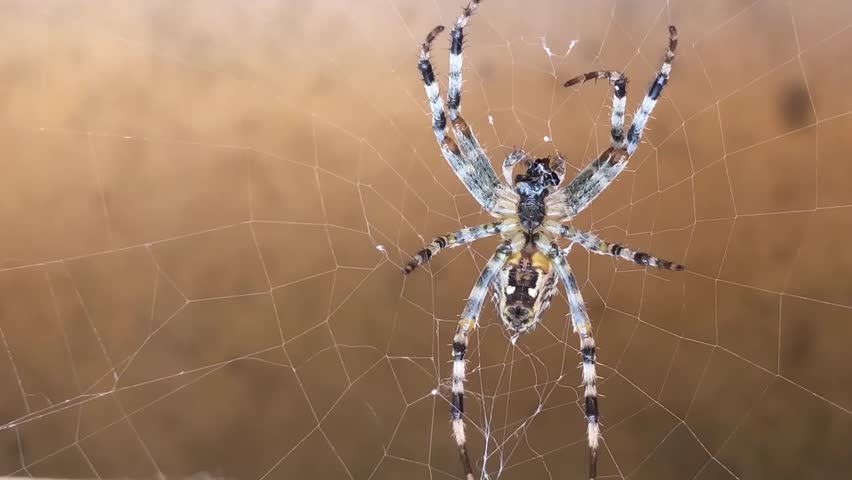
left=446, top=1, right=511, bottom=213
left=544, top=222, right=685, bottom=271
left=451, top=319, right=475, bottom=480
left=550, top=26, right=677, bottom=220
left=564, top=70, right=628, bottom=149
left=404, top=219, right=518, bottom=274
left=579, top=333, right=599, bottom=480
left=548, top=146, right=629, bottom=219
left=419, top=22, right=506, bottom=214
left=451, top=235, right=522, bottom=480
left=535, top=235, right=600, bottom=480
left=420, top=26, right=448, bottom=142
left=447, top=0, right=481, bottom=120
left=554, top=70, right=629, bottom=216
left=626, top=26, right=678, bottom=156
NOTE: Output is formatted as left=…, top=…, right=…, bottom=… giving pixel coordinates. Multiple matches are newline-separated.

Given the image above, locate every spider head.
left=514, top=157, right=561, bottom=196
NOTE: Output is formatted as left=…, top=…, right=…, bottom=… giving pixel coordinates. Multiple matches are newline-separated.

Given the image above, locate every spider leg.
left=544, top=221, right=684, bottom=271
left=420, top=26, right=449, bottom=143
left=535, top=234, right=600, bottom=480
left=564, top=70, right=628, bottom=149
left=503, top=150, right=565, bottom=189
left=502, top=149, right=529, bottom=186
left=551, top=72, right=630, bottom=217
left=549, top=27, right=677, bottom=219
left=451, top=233, right=524, bottom=480
left=404, top=219, right=519, bottom=274
left=551, top=152, right=567, bottom=185
left=450, top=115, right=511, bottom=214
left=447, top=1, right=516, bottom=212
left=626, top=26, right=678, bottom=156
left=419, top=21, right=509, bottom=214
left=547, top=146, right=629, bottom=219
left=447, top=0, right=481, bottom=120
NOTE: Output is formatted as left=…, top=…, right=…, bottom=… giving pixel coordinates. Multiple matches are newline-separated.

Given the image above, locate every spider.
left=403, top=2, right=681, bottom=479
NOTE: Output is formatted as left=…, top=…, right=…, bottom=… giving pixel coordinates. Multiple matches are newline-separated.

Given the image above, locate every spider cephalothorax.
left=404, top=2, right=681, bottom=478
left=513, top=157, right=562, bottom=231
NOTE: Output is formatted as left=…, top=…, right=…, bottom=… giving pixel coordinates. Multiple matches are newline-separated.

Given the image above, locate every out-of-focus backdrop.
left=1, top=0, right=851, bottom=479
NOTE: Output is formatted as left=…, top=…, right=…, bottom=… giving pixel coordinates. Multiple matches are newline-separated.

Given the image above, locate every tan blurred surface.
left=1, top=0, right=851, bottom=479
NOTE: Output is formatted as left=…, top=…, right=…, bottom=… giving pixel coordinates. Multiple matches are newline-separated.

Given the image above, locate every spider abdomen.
left=498, top=246, right=555, bottom=333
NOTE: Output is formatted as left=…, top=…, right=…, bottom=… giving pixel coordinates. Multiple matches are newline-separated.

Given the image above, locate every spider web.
left=1, top=0, right=851, bottom=479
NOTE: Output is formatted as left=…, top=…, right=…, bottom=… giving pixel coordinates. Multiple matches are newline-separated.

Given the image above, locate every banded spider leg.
left=550, top=26, right=679, bottom=219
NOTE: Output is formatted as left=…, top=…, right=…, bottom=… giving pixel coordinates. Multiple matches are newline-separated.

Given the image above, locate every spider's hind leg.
left=450, top=234, right=523, bottom=480
left=534, top=234, right=601, bottom=480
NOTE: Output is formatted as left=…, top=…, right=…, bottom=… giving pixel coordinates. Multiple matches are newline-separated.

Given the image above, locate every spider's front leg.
left=550, top=26, right=678, bottom=219
left=450, top=232, right=524, bottom=480
left=418, top=3, right=510, bottom=215
left=553, top=68, right=630, bottom=218
left=564, top=70, right=628, bottom=149
left=534, top=234, right=601, bottom=480
left=626, top=26, right=678, bottom=156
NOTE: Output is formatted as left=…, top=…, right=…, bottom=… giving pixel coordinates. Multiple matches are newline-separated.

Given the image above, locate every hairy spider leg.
left=535, top=234, right=601, bottom=480
left=544, top=221, right=685, bottom=271
left=419, top=26, right=449, bottom=143
left=627, top=26, right=678, bottom=156
left=451, top=233, right=525, bottom=480
left=564, top=70, right=628, bottom=149
left=549, top=146, right=629, bottom=218
left=419, top=21, right=508, bottom=214
left=502, top=149, right=529, bottom=186
left=549, top=27, right=678, bottom=219
left=447, top=0, right=481, bottom=121
left=551, top=152, right=567, bottom=185
left=403, top=219, right=518, bottom=274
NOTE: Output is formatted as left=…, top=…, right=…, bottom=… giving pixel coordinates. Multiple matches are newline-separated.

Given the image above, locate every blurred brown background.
left=1, top=0, right=851, bottom=479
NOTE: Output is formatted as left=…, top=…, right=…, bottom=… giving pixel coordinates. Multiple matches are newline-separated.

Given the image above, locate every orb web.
left=0, top=1, right=851, bottom=480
